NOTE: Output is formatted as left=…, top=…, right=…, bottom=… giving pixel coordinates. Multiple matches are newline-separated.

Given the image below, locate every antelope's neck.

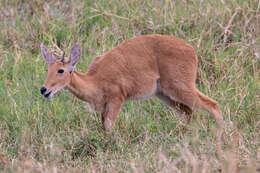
left=67, top=71, right=97, bottom=102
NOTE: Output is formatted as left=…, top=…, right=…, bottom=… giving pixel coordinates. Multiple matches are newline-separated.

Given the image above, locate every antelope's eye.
left=57, top=69, right=64, bottom=74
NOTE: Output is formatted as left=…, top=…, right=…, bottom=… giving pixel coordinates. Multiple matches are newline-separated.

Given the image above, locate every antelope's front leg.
left=101, top=98, right=123, bottom=131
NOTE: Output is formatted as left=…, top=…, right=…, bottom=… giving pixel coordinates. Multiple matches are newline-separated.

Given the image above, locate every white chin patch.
left=49, top=85, right=66, bottom=98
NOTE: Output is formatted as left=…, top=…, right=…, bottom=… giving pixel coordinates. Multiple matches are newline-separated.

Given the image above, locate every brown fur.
left=40, top=34, right=223, bottom=157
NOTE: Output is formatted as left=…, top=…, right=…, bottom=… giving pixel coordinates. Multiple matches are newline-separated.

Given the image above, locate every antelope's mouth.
left=44, top=91, right=52, bottom=98
left=40, top=85, right=65, bottom=99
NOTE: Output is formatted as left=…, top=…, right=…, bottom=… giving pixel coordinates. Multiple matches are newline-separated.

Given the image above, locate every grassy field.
left=0, top=0, right=259, bottom=172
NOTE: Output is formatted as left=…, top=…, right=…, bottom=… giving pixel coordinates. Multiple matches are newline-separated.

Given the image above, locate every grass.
left=0, top=0, right=259, bottom=172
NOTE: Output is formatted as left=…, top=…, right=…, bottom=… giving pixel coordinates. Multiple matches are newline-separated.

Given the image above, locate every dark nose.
left=40, top=87, right=47, bottom=95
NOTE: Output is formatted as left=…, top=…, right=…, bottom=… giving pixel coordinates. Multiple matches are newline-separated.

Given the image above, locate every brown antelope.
left=40, top=34, right=223, bottom=157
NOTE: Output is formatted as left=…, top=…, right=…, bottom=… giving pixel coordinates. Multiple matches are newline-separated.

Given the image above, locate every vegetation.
left=0, top=0, right=259, bottom=172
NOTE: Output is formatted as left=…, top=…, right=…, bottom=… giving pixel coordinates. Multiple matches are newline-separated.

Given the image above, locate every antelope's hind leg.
left=160, top=84, right=223, bottom=158
left=156, top=92, right=193, bottom=122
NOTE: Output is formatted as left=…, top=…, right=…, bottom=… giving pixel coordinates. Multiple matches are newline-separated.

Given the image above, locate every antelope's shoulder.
left=86, top=56, right=104, bottom=75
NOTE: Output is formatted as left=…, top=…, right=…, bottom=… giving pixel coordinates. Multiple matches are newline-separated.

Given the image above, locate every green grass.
left=0, top=0, right=259, bottom=172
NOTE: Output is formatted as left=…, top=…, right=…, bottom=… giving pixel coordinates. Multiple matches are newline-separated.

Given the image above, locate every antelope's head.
left=40, top=44, right=81, bottom=98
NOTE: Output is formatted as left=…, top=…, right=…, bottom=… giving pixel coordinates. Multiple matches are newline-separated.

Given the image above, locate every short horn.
left=61, top=52, right=65, bottom=62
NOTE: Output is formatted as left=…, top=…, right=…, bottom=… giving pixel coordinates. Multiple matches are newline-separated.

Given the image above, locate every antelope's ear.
left=68, top=44, right=81, bottom=72
left=40, top=44, right=55, bottom=64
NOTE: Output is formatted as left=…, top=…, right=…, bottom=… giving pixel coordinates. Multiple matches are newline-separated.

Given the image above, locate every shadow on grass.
left=70, top=133, right=120, bottom=160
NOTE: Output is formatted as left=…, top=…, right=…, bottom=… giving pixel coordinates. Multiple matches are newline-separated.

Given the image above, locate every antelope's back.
left=86, top=34, right=197, bottom=91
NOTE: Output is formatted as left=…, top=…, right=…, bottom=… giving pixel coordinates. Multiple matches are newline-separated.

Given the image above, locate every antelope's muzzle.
left=40, top=87, right=51, bottom=98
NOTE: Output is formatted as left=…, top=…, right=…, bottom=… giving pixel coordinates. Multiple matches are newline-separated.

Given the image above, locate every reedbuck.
left=40, top=34, right=223, bottom=156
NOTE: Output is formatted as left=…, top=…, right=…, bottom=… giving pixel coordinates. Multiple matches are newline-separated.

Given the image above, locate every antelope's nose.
left=40, top=87, right=47, bottom=95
